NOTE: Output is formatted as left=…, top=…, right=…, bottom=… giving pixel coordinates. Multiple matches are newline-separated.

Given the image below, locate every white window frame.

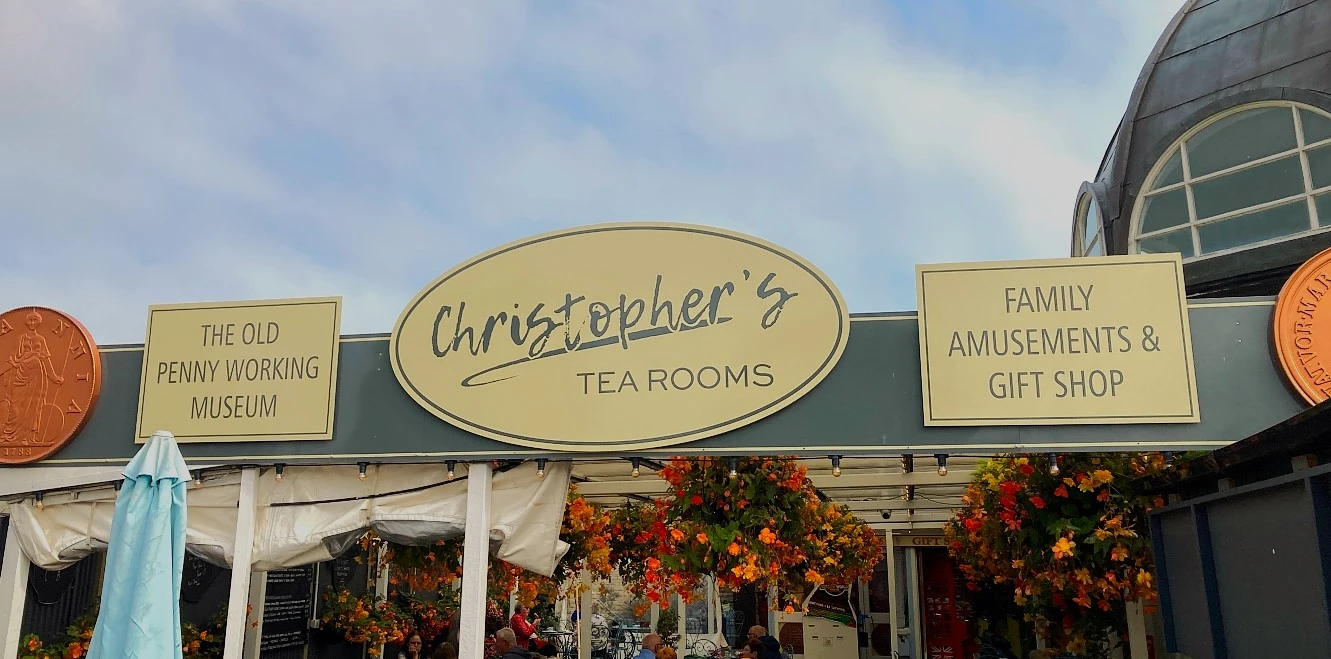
left=1073, top=192, right=1105, bottom=257
left=1130, top=100, right=1331, bottom=260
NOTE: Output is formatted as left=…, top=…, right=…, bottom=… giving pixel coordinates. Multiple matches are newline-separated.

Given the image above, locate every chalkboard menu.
left=331, top=552, right=359, bottom=591
left=181, top=554, right=223, bottom=604
left=260, top=566, right=314, bottom=655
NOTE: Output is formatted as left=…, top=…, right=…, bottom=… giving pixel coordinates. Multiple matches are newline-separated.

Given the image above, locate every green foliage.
left=656, top=604, right=679, bottom=638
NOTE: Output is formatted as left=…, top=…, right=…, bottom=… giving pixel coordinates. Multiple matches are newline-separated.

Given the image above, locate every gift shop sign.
left=916, top=254, right=1199, bottom=426
left=390, top=223, right=850, bottom=451
left=135, top=297, right=342, bottom=443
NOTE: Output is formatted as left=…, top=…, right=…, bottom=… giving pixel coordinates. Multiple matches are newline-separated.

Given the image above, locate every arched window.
left=1073, top=192, right=1104, bottom=257
left=1132, top=102, right=1331, bottom=258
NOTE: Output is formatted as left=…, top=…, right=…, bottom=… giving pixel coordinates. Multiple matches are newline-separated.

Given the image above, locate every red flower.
left=1054, top=485, right=1069, bottom=498
left=1029, top=496, right=1046, bottom=509
left=690, top=495, right=703, bottom=506
left=1018, top=463, right=1035, bottom=476
left=999, top=481, right=1022, bottom=497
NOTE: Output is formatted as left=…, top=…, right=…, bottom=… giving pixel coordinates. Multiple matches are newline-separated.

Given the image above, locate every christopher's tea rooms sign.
left=390, top=223, right=850, bottom=451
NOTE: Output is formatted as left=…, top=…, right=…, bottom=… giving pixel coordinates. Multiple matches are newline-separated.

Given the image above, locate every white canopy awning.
left=6, top=461, right=572, bottom=576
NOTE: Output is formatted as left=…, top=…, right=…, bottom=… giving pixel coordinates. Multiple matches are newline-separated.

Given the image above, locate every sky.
left=0, top=0, right=1180, bottom=344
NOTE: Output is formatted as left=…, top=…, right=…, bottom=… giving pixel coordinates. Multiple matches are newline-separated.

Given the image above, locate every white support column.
left=577, top=573, right=593, bottom=659
left=0, top=519, right=31, bottom=659
left=649, top=602, right=660, bottom=633
left=766, top=584, right=777, bottom=633
left=885, top=532, right=900, bottom=651
left=374, top=544, right=390, bottom=658
left=906, top=548, right=923, bottom=659
left=243, top=572, right=267, bottom=658
left=708, top=577, right=720, bottom=641
left=224, top=468, right=260, bottom=659
left=459, top=463, right=492, bottom=659
left=1125, top=600, right=1149, bottom=659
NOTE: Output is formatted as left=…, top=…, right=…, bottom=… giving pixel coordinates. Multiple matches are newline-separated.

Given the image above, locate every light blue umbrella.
left=87, top=430, right=190, bottom=659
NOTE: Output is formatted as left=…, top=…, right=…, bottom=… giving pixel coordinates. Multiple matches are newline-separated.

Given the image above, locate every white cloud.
left=0, top=0, right=1181, bottom=343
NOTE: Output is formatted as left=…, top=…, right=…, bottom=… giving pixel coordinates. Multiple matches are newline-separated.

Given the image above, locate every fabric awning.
left=7, top=461, right=571, bottom=577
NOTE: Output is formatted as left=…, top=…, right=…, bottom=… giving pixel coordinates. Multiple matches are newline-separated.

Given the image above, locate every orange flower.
left=1110, top=545, right=1129, bottom=562
left=670, top=529, right=685, bottom=542
left=784, top=605, right=795, bottom=614
left=727, top=542, right=742, bottom=556
left=695, top=532, right=708, bottom=544
left=759, top=528, right=776, bottom=544
left=1052, top=537, right=1076, bottom=559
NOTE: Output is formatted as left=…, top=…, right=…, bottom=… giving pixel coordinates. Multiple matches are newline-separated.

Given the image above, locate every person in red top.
left=510, top=604, right=540, bottom=649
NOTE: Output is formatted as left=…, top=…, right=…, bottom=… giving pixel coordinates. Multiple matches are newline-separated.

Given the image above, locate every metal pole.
left=459, top=463, right=493, bottom=659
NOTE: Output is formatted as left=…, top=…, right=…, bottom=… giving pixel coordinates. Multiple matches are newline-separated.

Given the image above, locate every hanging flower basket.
left=610, top=457, right=884, bottom=607
left=945, top=454, right=1168, bottom=658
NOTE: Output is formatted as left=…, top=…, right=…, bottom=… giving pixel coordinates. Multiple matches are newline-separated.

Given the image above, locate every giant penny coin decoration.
left=1274, top=247, right=1331, bottom=406
left=0, top=307, right=101, bottom=464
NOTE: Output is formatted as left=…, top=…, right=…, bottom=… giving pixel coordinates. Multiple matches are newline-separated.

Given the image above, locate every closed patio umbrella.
left=87, top=430, right=191, bottom=659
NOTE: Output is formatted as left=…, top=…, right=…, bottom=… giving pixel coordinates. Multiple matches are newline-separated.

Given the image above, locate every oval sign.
left=390, top=223, right=850, bottom=451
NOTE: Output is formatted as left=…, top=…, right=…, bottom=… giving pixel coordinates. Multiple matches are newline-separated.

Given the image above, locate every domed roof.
left=1093, top=0, right=1331, bottom=256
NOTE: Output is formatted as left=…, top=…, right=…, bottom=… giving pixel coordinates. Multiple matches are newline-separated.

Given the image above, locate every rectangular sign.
left=916, top=254, right=1199, bottom=426
left=893, top=534, right=947, bottom=547
left=135, top=297, right=342, bottom=443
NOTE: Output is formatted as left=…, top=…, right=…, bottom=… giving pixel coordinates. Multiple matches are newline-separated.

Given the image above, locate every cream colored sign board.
left=916, top=254, right=1198, bottom=426
left=391, top=223, right=850, bottom=451
left=135, top=297, right=342, bottom=443
left=893, top=535, right=947, bottom=547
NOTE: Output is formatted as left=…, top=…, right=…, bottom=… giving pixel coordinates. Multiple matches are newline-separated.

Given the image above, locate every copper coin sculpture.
left=0, top=307, right=101, bottom=464
left=1273, top=247, right=1331, bottom=406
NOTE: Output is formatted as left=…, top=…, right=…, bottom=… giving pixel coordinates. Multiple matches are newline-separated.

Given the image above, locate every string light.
left=34, top=492, right=44, bottom=511
left=193, top=471, right=202, bottom=488
left=536, top=459, right=547, bottom=479
left=728, top=457, right=738, bottom=479
left=274, top=464, right=285, bottom=482
left=357, top=462, right=369, bottom=480
left=1048, top=453, right=1061, bottom=476
left=830, top=455, right=843, bottom=478
left=935, top=454, right=948, bottom=477
left=631, top=458, right=641, bottom=478
left=1164, top=453, right=1175, bottom=469
left=901, top=454, right=914, bottom=473
left=446, top=460, right=457, bottom=479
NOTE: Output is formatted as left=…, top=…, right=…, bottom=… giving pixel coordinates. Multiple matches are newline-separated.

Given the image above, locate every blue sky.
left=1, top=0, right=1178, bottom=343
